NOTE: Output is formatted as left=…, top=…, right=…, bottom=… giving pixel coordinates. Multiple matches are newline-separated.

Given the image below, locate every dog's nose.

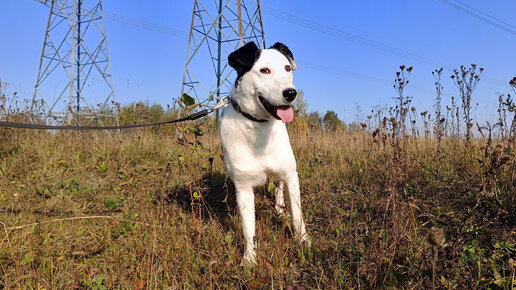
left=283, top=89, right=297, bottom=102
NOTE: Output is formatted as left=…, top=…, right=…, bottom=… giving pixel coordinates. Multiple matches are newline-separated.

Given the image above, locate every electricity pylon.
left=181, top=0, right=265, bottom=117
left=32, top=0, right=116, bottom=124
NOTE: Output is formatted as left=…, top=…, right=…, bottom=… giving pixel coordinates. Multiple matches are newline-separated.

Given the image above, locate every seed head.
left=427, top=226, right=445, bottom=246
left=372, top=128, right=380, bottom=138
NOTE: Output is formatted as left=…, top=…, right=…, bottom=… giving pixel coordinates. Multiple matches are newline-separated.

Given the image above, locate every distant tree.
left=306, top=111, right=322, bottom=129
left=149, top=103, right=165, bottom=120
left=323, top=110, right=344, bottom=131
left=348, top=121, right=362, bottom=132
left=289, top=90, right=309, bottom=132
left=119, top=102, right=166, bottom=124
left=293, top=90, right=307, bottom=116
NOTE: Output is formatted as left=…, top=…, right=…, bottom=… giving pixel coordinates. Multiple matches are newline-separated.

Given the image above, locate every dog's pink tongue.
left=277, top=107, right=294, bottom=124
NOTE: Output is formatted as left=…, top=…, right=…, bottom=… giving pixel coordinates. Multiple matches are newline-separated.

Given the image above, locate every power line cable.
left=32, top=0, right=188, bottom=38
left=453, top=0, right=516, bottom=30
left=105, top=12, right=188, bottom=39
left=260, top=5, right=449, bottom=69
left=301, top=61, right=437, bottom=95
left=261, top=4, right=507, bottom=87
left=437, top=0, right=516, bottom=36
left=104, top=5, right=456, bottom=79
left=301, top=61, right=392, bottom=85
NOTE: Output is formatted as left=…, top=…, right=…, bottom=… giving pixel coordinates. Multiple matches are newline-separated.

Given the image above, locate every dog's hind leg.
left=235, top=184, right=257, bottom=266
left=274, top=181, right=286, bottom=216
left=285, top=173, right=311, bottom=247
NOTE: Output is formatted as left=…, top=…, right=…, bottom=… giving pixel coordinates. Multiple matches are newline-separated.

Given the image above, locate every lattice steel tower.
left=181, top=0, right=265, bottom=114
left=32, top=0, right=116, bottom=123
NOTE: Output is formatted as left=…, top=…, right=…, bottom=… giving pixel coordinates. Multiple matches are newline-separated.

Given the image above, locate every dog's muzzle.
left=258, top=96, right=295, bottom=124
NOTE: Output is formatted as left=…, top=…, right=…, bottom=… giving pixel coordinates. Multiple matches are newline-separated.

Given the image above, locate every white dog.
left=220, top=42, right=310, bottom=265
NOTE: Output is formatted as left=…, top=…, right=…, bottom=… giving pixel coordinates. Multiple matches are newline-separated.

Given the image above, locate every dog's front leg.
left=285, top=173, right=311, bottom=247
left=235, top=185, right=257, bottom=265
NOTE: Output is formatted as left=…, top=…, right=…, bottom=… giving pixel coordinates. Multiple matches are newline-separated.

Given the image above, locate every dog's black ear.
left=228, top=42, right=260, bottom=77
left=270, top=42, right=296, bottom=71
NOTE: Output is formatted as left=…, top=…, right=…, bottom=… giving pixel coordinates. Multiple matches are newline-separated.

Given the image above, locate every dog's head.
left=228, top=42, right=297, bottom=123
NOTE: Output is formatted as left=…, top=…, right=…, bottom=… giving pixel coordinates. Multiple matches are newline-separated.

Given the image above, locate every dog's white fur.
left=220, top=42, right=310, bottom=265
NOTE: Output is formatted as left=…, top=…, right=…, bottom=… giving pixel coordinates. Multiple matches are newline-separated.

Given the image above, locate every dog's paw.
left=301, top=234, right=312, bottom=249
left=240, top=250, right=257, bottom=267
left=274, top=204, right=288, bottom=217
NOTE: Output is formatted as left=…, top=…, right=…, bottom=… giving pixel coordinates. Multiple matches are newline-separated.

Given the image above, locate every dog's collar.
left=230, top=97, right=268, bottom=123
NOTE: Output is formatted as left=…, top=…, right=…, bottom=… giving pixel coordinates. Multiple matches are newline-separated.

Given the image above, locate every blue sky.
left=1, top=0, right=515, bottom=123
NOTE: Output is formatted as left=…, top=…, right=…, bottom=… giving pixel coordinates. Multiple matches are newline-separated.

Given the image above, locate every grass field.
left=0, top=121, right=514, bottom=289
left=1, top=71, right=515, bottom=288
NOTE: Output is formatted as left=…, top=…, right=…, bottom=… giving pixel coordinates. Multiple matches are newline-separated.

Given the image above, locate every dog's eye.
left=260, top=68, right=271, bottom=74
left=285, top=65, right=291, bottom=72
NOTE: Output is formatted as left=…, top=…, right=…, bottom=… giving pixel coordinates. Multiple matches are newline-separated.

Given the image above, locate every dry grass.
left=0, top=120, right=514, bottom=288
